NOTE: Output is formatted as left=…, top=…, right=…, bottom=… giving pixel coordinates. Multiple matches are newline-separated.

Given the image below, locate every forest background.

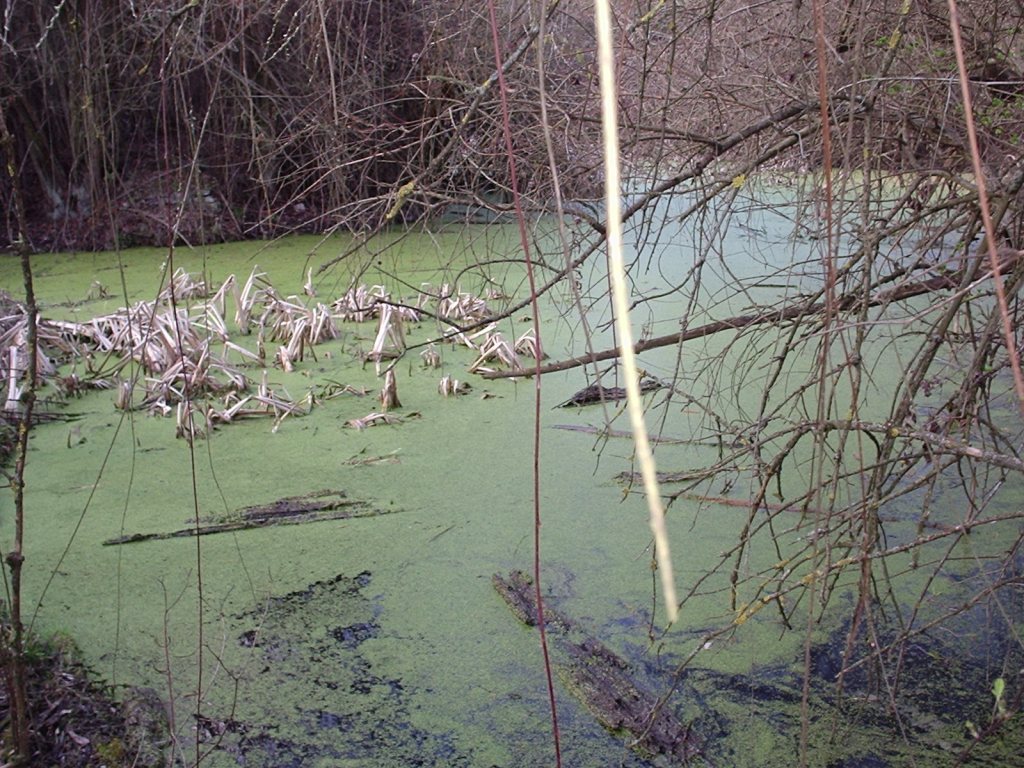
left=1, top=0, right=1021, bottom=251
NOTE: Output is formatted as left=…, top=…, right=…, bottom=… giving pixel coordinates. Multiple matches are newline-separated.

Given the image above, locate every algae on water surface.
left=1, top=232, right=676, bottom=766
left=3, top=215, right=1021, bottom=766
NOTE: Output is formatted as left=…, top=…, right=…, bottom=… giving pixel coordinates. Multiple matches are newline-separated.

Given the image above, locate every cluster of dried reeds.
left=1, top=318, right=55, bottom=413
left=0, top=269, right=530, bottom=440
left=424, top=283, right=544, bottom=375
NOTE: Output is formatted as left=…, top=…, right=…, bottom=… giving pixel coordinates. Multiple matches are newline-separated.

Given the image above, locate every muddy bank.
left=0, top=632, right=167, bottom=767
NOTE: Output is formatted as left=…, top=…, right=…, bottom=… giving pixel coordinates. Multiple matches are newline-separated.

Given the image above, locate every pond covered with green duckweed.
left=2, top=204, right=1021, bottom=767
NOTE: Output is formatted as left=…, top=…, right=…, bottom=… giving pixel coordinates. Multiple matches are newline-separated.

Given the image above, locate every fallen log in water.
left=104, top=489, right=395, bottom=545
left=480, top=252, right=1021, bottom=381
left=555, top=377, right=663, bottom=408
left=492, top=570, right=701, bottom=762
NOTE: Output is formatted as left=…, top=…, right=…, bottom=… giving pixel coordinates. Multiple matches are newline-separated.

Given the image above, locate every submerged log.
left=104, top=489, right=395, bottom=545
left=552, top=423, right=711, bottom=445
left=236, top=488, right=358, bottom=519
left=555, top=377, right=663, bottom=408
left=493, top=570, right=701, bottom=762
left=560, top=636, right=698, bottom=761
left=492, top=570, right=543, bottom=626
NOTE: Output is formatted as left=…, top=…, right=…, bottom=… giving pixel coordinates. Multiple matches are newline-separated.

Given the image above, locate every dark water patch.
left=586, top=598, right=1015, bottom=767
left=711, top=669, right=801, bottom=705
left=685, top=666, right=801, bottom=734
left=826, top=754, right=889, bottom=768
left=674, top=602, right=1022, bottom=767
left=215, top=571, right=474, bottom=767
left=330, top=620, right=380, bottom=648
left=238, top=629, right=258, bottom=648
left=800, top=593, right=1024, bottom=763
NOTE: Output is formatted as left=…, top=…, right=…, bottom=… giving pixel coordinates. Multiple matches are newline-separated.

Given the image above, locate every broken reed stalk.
left=3, top=252, right=36, bottom=767
left=485, top=0, right=562, bottom=763
left=594, top=0, right=678, bottom=625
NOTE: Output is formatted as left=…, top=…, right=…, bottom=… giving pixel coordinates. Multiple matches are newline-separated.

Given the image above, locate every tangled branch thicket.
left=587, top=1, right=1024, bottom=759
left=2, top=1, right=1024, bottom=245
left=2, top=0, right=1024, bottom=762
left=0, top=0, right=610, bottom=249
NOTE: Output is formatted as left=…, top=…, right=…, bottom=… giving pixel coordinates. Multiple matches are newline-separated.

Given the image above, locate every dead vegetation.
left=0, top=631, right=166, bottom=768
left=0, top=269, right=526, bottom=441
left=102, top=488, right=390, bottom=545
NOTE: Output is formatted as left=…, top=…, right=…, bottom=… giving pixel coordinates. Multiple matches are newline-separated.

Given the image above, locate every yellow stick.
left=594, top=0, right=678, bottom=623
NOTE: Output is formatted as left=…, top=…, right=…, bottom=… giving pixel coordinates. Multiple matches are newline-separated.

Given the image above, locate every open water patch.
left=211, top=571, right=473, bottom=767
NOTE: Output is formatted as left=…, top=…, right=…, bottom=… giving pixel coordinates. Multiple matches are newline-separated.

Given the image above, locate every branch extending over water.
left=480, top=248, right=1022, bottom=380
